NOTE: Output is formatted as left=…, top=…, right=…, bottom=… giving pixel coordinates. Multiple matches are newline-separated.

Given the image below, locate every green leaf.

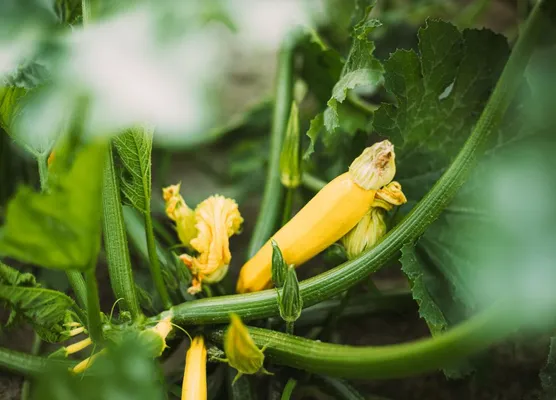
left=0, top=262, right=36, bottom=287
left=0, top=142, right=107, bottom=271
left=113, top=126, right=154, bottom=214
left=400, top=244, right=448, bottom=335
left=0, top=263, right=78, bottom=343
left=0, top=86, right=28, bottom=135
left=304, top=4, right=383, bottom=155
left=299, top=29, right=343, bottom=105
left=373, top=20, right=509, bottom=182
left=303, top=113, right=324, bottom=160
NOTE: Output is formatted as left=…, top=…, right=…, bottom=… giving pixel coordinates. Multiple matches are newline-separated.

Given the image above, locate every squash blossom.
left=163, top=185, right=244, bottom=295
left=182, top=336, right=207, bottom=400
left=224, top=313, right=269, bottom=382
left=342, top=181, right=407, bottom=259
left=237, top=140, right=397, bottom=293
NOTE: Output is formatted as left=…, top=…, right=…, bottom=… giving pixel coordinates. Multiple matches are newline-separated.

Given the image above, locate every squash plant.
left=0, top=0, right=555, bottom=399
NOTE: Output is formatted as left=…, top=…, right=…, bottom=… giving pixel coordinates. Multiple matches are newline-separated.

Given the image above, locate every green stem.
left=285, top=321, right=294, bottom=336
left=84, top=268, right=102, bottom=342
left=280, top=378, right=298, bottom=400
left=153, top=0, right=545, bottom=327
left=37, top=155, right=48, bottom=191
left=20, top=334, right=41, bottom=400
left=66, top=270, right=87, bottom=310
left=36, top=156, right=88, bottom=310
left=0, top=347, right=75, bottom=377
left=247, top=32, right=297, bottom=258
left=301, top=173, right=326, bottom=192
left=145, top=212, right=172, bottom=308
left=210, top=303, right=516, bottom=379
left=281, top=188, right=294, bottom=226
left=102, top=145, right=142, bottom=318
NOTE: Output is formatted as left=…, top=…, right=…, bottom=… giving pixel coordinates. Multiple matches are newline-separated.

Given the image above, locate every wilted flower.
left=224, top=314, right=269, bottom=382
left=342, top=181, right=407, bottom=259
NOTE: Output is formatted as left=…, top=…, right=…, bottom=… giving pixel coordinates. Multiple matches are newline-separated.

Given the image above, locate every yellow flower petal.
left=182, top=336, right=207, bottom=400
left=163, top=184, right=198, bottom=247
left=179, top=195, right=243, bottom=294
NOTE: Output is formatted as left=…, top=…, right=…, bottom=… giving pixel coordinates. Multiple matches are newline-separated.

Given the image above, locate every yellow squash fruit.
left=237, top=140, right=397, bottom=293
left=182, top=336, right=207, bottom=400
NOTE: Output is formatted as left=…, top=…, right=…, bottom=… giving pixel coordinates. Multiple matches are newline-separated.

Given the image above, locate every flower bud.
left=224, top=314, right=265, bottom=380
left=271, top=239, right=287, bottom=288
left=349, top=140, right=396, bottom=190
left=279, top=266, right=303, bottom=323
left=279, top=102, right=301, bottom=189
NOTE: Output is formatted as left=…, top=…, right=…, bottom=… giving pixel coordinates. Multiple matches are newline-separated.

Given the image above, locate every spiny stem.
left=102, top=145, right=142, bottom=318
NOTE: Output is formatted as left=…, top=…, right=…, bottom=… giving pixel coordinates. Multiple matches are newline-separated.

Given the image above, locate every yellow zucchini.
left=237, top=140, right=396, bottom=293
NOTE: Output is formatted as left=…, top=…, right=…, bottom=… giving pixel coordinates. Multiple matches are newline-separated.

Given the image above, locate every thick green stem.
left=102, top=145, right=142, bottom=318
left=210, top=303, right=516, bottom=379
left=0, top=347, right=75, bottom=377
left=247, top=33, right=297, bottom=258
left=84, top=268, right=102, bottom=342
left=153, top=0, right=545, bottom=327
left=145, top=212, right=172, bottom=308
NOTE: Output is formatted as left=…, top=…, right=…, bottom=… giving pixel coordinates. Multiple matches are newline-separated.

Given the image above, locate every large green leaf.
left=0, top=142, right=107, bottom=271
left=373, top=20, right=509, bottom=184
left=0, top=262, right=78, bottom=343
left=113, top=126, right=154, bottom=214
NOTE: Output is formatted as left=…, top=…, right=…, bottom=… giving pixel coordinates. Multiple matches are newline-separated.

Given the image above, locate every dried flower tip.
left=349, top=140, right=396, bottom=190
left=375, top=181, right=407, bottom=207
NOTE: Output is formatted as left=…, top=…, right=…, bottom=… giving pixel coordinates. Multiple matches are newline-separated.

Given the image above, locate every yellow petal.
left=224, top=314, right=265, bottom=375
left=182, top=336, right=207, bottom=400
left=189, top=196, right=243, bottom=278
left=374, top=181, right=407, bottom=208
left=162, top=184, right=198, bottom=247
